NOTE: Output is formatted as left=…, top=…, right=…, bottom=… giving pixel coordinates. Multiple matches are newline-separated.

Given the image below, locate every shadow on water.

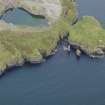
left=18, top=7, right=46, bottom=19
left=0, top=8, right=46, bottom=19
left=0, top=63, right=42, bottom=79
left=0, top=8, right=48, bottom=26
left=0, top=49, right=58, bottom=79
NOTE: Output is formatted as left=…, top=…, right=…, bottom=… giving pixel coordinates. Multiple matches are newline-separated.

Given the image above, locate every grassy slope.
left=69, top=16, right=105, bottom=56
left=0, top=0, right=76, bottom=74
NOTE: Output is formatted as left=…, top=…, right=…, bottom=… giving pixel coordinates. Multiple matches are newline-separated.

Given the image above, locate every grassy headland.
left=0, top=0, right=76, bottom=75
left=69, top=16, right=105, bottom=58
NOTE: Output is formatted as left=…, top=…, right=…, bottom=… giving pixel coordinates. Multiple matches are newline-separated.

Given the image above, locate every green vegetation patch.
left=69, top=16, right=105, bottom=55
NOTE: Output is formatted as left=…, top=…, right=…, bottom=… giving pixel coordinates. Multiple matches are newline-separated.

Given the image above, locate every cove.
left=1, top=8, right=48, bottom=26
left=0, top=1, right=105, bottom=105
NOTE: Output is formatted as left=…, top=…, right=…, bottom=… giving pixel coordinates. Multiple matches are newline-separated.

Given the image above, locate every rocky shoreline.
left=0, top=0, right=105, bottom=76
left=69, top=41, right=105, bottom=58
left=0, top=0, right=62, bottom=24
left=68, top=16, right=105, bottom=59
left=0, top=47, right=58, bottom=76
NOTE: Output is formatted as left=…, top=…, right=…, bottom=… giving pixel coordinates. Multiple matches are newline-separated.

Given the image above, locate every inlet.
left=0, top=8, right=48, bottom=27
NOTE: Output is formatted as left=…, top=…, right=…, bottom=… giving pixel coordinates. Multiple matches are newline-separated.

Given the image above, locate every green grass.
left=0, top=0, right=76, bottom=74
left=69, top=16, right=105, bottom=54
left=0, top=0, right=105, bottom=74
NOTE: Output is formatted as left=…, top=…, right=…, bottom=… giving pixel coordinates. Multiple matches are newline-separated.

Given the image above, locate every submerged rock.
left=76, top=49, right=81, bottom=57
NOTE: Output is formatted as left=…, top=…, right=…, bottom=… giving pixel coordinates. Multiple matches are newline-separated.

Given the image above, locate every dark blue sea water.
left=0, top=0, right=105, bottom=105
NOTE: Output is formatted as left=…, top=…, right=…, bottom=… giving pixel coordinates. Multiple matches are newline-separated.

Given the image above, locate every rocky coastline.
left=0, top=0, right=62, bottom=24
left=0, top=0, right=105, bottom=76
left=68, top=16, right=105, bottom=59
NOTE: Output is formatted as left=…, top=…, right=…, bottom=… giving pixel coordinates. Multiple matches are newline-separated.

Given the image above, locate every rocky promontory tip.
left=69, top=16, right=105, bottom=58
left=0, top=0, right=62, bottom=24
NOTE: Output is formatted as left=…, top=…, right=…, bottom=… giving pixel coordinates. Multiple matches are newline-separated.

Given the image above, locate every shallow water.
left=1, top=8, right=48, bottom=26
left=0, top=1, right=105, bottom=105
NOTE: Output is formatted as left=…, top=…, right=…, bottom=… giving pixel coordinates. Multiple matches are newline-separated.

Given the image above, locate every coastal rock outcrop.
left=69, top=16, right=105, bottom=58
left=1, top=0, right=105, bottom=76
left=76, top=49, right=81, bottom=57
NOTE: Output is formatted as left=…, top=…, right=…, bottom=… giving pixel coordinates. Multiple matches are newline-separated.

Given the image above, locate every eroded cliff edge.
left=0, top=0, right=105, bottom=76
left=0, top=0, right=76, bottom=75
